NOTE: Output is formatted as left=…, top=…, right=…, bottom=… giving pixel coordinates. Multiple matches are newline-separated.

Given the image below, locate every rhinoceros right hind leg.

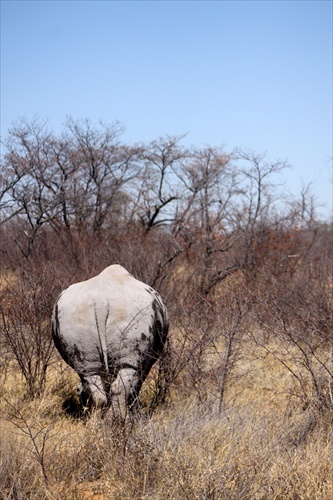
left=79, top=374, right=108, bottom=409
left=110, top=368, right=140, bottom=417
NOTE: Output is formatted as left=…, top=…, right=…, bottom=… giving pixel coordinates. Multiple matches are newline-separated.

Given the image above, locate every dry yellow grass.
left=1, top=341, right=332, bottom=500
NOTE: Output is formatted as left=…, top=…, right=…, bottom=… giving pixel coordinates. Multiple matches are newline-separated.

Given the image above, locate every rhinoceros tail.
left=94, top=302, right=109, bottom=374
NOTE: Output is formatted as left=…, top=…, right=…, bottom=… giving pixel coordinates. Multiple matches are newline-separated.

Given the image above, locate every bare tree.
left=65, top=118, right=142, bottom=234
left=0, top=118, right=61, bottom=256
left=131, top=135, right=188, bottom=231
left=174, top=146, right=239, bottom=294
left=0, top=118, right=86, bottom=256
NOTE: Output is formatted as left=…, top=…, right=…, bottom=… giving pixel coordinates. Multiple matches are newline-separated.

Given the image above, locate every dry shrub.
left=249, top=254, right=333, bottom=412
left=0, top=265, right=59, bottom=399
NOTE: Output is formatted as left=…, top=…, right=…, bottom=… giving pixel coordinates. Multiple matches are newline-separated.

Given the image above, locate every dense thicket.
left=0, top=117, right=332, bottom=408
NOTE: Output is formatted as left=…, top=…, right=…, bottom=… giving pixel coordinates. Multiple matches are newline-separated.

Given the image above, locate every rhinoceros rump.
left=52, top=265, right=169, bottom=415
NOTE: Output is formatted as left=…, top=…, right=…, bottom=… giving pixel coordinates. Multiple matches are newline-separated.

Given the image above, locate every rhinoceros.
left=52, top=265, right=169, bottom=415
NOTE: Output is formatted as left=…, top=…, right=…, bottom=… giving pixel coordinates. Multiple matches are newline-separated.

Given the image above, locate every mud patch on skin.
left=74, top=297, right=94, bottom=324
left=73, top=344, right=85, bottom=364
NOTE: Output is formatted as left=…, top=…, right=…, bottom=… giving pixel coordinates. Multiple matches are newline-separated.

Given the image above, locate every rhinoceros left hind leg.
left=79, top=374, right=108, bottom=409
left=110, top=368, right=141, bottom=417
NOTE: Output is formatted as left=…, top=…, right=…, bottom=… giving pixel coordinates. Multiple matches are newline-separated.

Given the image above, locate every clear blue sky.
left=1, top=0, right=332, bottom=219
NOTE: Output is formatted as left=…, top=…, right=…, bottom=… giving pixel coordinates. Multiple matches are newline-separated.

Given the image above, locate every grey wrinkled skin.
left=52, top=265, right=169, bottom=416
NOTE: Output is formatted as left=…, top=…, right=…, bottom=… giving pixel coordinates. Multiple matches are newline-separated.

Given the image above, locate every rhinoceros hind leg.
left=110, top=368, right=141, bottom=417
left=79, top=374, right=108, bottom=409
